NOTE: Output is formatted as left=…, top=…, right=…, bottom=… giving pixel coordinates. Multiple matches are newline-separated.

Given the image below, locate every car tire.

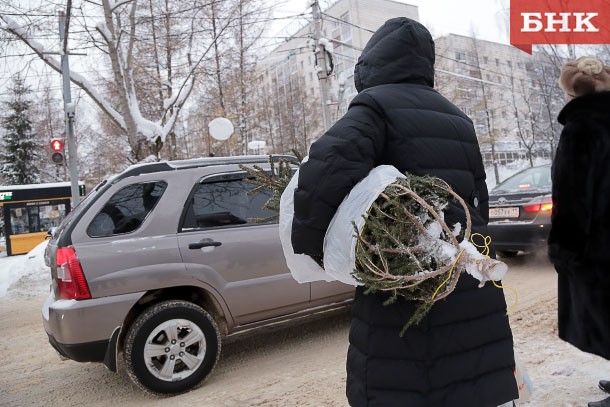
left=497, top=250, right=519, bottom=258
left=124, top=300, right=221, bottom=395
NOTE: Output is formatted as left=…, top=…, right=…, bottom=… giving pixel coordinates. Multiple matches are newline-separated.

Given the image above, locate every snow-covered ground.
left=0, top=240, right=50, bottom=299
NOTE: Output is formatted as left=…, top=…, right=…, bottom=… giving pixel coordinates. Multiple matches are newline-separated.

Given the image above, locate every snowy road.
left=1, top=252, right=609, bottom=406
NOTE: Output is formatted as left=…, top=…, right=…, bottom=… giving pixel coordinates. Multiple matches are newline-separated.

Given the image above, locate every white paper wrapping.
left=278, top=164, right=332, bottom=283
left=279, top=163, right=405, bottom=285
left=323, top=165, right=407, bottom=285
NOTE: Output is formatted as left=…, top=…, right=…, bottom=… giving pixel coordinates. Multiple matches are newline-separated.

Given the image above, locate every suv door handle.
left=188, top=239, right=222, bottom=249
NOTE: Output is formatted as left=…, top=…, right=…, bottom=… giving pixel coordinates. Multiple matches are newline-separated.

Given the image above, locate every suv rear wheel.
left=124, top=300, right=221, bottom=395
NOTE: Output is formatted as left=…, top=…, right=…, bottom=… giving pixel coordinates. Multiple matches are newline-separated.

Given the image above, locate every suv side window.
left=87, top=181, right=167, bottom=237
left=181, top=178, right=275, bottom=230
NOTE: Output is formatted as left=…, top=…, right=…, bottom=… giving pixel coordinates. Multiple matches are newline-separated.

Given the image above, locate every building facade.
left=253, top=0, right=419, bottom=153
left=435, top=34, right=564, bottom=167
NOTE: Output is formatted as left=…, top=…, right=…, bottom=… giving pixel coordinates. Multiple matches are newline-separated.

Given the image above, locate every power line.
left=0, top=12, right=56, bottom=16
left=0, top=52, right=38, bottom=59
left=320, top=13, right=375, bottom=34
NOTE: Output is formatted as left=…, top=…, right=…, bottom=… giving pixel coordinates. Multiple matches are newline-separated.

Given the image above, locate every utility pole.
left=58, top=10, right=81, bottom=207
left=311, top=0, right=333, bottom=131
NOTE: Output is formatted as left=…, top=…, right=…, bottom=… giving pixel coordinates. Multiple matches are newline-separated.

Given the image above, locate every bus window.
left=10, top=205, right=66, bottom=235
left=10, top=208, right=29, bottom=234
left=39, top=205, right=65, bottom=231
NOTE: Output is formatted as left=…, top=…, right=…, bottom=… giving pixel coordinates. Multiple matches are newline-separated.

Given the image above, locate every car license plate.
left=489, top=207, right=519, bottom=218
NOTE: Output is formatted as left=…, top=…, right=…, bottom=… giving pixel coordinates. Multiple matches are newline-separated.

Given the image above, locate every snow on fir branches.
left=242, top=156, right=507, bottom=335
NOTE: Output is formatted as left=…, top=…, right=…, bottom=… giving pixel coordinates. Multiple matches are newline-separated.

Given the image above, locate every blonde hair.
left=558, top=56, right=610, bottom=99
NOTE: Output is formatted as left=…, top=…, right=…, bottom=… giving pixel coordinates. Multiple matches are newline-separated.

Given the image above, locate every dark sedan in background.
left=487, top=165, right=552, bottom=257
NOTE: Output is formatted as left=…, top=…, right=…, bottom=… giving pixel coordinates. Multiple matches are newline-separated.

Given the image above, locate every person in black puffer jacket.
left=291, top=17, right=518, bottom=407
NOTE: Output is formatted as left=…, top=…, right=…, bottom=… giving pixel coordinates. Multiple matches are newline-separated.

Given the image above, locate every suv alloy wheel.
left=124, top=300, right=221, bottom=395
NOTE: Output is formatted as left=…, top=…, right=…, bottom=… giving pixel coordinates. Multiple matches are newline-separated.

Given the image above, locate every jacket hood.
left=354, top=17, right=435, bottom=92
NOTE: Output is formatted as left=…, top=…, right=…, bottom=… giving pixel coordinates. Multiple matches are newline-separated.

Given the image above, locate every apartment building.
left=253, top=0, right=418, bottom=152
left=435, top=34, right=563, bottom=165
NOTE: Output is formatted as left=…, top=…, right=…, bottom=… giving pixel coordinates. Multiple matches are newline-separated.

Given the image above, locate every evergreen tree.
left=0, top=75, right=40, bottom=185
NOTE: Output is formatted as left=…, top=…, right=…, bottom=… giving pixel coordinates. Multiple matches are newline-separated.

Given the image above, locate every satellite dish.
left=208, top=117, right=234, bottom=141
left=248, top=140, right=266, bottom=154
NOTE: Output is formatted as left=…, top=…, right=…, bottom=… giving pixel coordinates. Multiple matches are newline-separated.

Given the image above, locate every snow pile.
left=0, top=241, right=50, bottom=299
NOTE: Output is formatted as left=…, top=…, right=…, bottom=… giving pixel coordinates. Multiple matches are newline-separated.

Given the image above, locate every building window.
left=507, top=60, right=512, bottom=68
left=309, top=72, right=313, bottom=81
left=495, top=58, right=500, bottom=66
left=456, top=51, right=466, bottom=61
left=341, top=11, right=351, bottom=41
left=483, top=56, right=488, bottom=64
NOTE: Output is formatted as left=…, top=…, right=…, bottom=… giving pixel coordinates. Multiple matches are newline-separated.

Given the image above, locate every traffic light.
left=50, top=138, right=65, bottom=165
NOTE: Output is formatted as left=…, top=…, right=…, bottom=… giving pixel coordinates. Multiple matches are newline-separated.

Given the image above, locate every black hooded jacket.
left=291, top=18, right=518, bottom=406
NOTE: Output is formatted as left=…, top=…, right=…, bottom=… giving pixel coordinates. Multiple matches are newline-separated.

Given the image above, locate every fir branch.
left=239, top=154, right=300, bottom=222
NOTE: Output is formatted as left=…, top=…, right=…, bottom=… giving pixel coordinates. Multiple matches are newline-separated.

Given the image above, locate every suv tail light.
left=56, top=247, right=91, bottom=300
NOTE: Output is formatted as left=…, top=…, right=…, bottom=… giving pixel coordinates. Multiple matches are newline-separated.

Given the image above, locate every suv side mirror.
left=46, top=227, right=57, bottom=240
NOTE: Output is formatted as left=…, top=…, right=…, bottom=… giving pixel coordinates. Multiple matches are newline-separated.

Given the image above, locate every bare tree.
left=194, top=0, right=274, bottom=156
left=1, top=0, right=238, bottom=161
left=435, top=35, right=503, bottom=184
left=527, top=51, right=564, bottom=161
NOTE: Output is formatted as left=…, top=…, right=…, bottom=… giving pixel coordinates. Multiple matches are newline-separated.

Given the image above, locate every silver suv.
left=42, top=155, right=353, bottom=395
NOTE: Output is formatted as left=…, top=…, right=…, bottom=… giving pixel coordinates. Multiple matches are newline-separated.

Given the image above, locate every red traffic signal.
left=50, top=139, right=64, bottom=152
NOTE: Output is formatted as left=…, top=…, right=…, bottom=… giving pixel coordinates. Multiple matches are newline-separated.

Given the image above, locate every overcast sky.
left=274, top=0, right=510, bottom=44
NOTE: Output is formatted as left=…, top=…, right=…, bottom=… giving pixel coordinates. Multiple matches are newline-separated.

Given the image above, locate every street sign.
left=50, top=139, right=64, bottom=152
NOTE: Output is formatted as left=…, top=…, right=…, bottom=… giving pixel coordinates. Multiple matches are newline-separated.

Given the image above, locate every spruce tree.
left=0, top=74, right=40, bottom=185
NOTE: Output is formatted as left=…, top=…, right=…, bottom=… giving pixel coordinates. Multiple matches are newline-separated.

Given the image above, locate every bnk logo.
left=521, top=12, right=599, bottom=32
left=510, top=0, right=610, bottom=53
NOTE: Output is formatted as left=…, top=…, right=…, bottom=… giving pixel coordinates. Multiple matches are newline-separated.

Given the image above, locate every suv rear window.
left=181, top=178, right=275, bottom=230
left=87, top=181, right=167, bottom=237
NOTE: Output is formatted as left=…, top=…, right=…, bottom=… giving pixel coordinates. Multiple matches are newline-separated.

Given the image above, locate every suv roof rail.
left=117, top=154, right=298, bottom=181
left=167, top=154, right=298, bottom=169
